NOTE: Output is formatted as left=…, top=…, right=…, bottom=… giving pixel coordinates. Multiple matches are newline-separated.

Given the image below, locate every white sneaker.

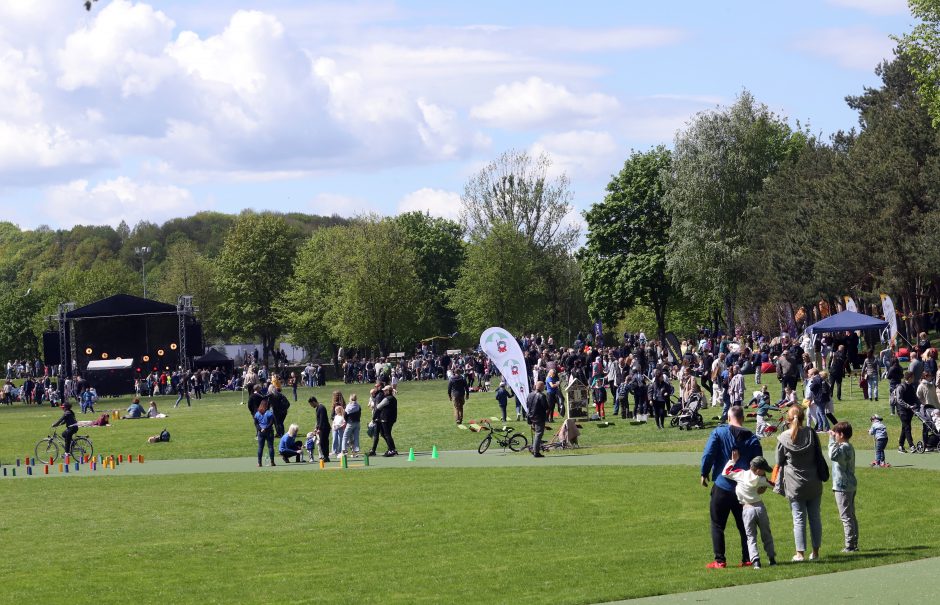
left=792, top=554, right=804, bottom=562
left=809, top=552, right=818, bottom=560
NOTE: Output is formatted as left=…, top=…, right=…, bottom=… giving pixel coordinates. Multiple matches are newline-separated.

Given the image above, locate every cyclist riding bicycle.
left=52, top=402, right=77, bottom=454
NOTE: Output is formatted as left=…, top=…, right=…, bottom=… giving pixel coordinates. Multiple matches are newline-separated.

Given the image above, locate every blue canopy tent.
left=806, top=310, right=888, bottom=334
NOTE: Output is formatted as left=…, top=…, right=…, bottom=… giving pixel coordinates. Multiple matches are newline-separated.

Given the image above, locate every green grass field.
left=1, top=373, right=936, bottom=604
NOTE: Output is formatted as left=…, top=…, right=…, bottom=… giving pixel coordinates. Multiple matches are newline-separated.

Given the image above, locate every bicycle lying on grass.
left=35, top=429, right=94, bottom=462
left=476, top=420, right=528, bottom=454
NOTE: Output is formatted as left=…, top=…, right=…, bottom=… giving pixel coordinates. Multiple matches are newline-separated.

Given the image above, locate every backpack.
left=159, top=428, right=170, bottom=442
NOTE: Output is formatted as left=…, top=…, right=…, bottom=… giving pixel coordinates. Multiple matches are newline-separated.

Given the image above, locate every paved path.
left=3, top=447, right=940, bottom=479
left=606, top=555, right=940, bottom=604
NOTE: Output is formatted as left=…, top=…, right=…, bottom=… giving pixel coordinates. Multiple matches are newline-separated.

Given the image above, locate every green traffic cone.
left=408, top=448, right=415, bottom=461
left=363, top=453, right=370, bottom=467
left=431, top=445, right=439, bottom=459
left=341, top=454, right=348, bottom=469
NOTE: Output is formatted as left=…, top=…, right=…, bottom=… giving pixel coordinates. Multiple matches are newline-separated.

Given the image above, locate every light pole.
left=135, top=246, right=152, bottom=298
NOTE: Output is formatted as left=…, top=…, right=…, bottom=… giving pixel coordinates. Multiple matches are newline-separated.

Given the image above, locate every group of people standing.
left=701, top=403, right=858, bottom=569
left=249, top=379, right=399, bottom=467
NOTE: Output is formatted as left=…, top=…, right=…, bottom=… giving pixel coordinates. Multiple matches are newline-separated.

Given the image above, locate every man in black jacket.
left=376, top=385, right=398, bottom=456
left=897, top=371, right=919, bottom=453
left=448, top=367, right=470, bottom=425
left=526, top=381, right=548, bottom=458
left=828, top=345, right=847, bottom=401
left=309, top=396, right=331, bottom=462
left=269, top=387, right=290, bottom=437
left=246, top=384, right=264, bottom=430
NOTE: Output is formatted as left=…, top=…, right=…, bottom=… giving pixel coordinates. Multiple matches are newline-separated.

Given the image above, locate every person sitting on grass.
left=278, top=423, right=303, bottom=463
left=722, top=451, right=776, bottom=569
left=123, top=398, right=146, bottom=419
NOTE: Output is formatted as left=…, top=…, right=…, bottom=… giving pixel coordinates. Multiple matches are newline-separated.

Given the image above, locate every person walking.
left=375, top=385, right=398, bottom=457
left=896, top=371, right=919, bottom=453
left=648, top=370, right=674, bottom=430
left=828, top=345, right=847, bottom=401
left=269, top=387, right=291, bottom=438
left=526, top=381, right=548, bottom=457
left=447, top=367, right=469, bottom=425
left=174, top=371, right=191, bottom=408
left=776, top=405, right=827, bottom=561
left=700, top=405, right=762, bottom=568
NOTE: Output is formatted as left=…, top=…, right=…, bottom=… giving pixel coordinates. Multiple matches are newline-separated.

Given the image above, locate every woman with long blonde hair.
left=776, top=404, right=826, bottom=562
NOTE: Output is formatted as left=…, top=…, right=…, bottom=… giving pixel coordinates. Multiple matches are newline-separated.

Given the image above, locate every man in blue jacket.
left=700, top=405, right=763, bottom=568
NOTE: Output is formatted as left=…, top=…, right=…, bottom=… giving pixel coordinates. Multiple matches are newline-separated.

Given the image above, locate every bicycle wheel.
left=35, top=438, right=59, bottom=463
left=71, top=437, right=93, bottom=461
left=508, top=433, right=528, bottom=452
left=478, top=436, right=492, bottom=454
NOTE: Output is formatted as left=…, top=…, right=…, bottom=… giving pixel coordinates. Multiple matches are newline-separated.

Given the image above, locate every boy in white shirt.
left=722, top=451, right=777, bottom=568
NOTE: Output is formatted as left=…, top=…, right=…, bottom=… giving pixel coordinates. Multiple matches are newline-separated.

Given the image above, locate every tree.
left=155, top=239, right=221, bottom=340
left=392, top=211, right=465, bottom=336
left=580, top=146, right=675, bottom=344
left=460, top=149, right=579, bottom=253
left=448, top=222, right=544, bottom=336
left=282, top=219, right=428, bottom=356
left=663, top=91, right=794, bottom=333
left=897, top=0, right=940, bottom=126
left=0, top=290, right=42, bottom=362
left=215, top=213, right=300, bottom=365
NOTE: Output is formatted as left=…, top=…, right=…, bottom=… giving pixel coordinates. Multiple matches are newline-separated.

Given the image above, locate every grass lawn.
left=1, top=465, right=937, bottom=605
left=0, top=373, right=908, bottom=463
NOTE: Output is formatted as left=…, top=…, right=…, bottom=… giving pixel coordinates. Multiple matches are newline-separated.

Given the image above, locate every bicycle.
left=477, top=420, right=528, bottom=454
left=35, top=429, right=94, bottom=462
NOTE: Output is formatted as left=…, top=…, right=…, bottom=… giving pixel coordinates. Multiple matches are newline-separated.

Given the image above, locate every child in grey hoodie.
left=869, top=415, right=889, bottom=467
left=829, top=422, right=858, bottom=552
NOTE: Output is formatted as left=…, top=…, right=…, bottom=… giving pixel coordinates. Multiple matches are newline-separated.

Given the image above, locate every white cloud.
left=530, top=130, right=620, bottom=179
left=57, top=0, right=176, bottom=95
left=397, top=188, right=462, bottom=220
left=41, top=177, right=193, bottom=228
left=471, top=77, right=619, bottom=129
left=826, top=0, right=908, bottom=16
left=796, top=26, right=896, bottom=70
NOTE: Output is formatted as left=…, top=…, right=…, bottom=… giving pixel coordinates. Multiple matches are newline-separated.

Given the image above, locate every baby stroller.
left=913, top=405, right=940, bottom=454
left=670, top=392, right=704, bottom=430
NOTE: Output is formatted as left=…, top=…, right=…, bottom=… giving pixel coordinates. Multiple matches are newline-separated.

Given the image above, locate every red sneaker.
left=738, top=561, right=753, bottom=567
left=706, top=561, right=727, bottom=569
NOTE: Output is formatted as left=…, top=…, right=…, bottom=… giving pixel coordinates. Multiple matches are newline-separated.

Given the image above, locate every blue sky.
left=0, top=0, right=912, bottom=230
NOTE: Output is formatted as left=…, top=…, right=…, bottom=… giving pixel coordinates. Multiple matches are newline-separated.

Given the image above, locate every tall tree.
left=460, top=149, right=579, bottom=253
left=897, top=0, right=940, bottom=126
left=580, top=146, right=674, bottom=344
left=282, top=219, right=427, bottom=355
left=155, top=238, right=221, bottom=341
left=663, top=91, right=794, bottom=333
left=448, top=221, right=544, bottom=336
left=392, top=211, right=465, bottom=335
left=215, top=213, right=300, bottom=365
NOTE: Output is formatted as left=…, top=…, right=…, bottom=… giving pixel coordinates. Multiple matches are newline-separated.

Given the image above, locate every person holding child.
left=828, top=421, right=858, bottom=552
left=700, top=405, right=763, bottom=568
left=775, top=405, right=827, bottom=561
left=722, top=451, right=776, bottom=568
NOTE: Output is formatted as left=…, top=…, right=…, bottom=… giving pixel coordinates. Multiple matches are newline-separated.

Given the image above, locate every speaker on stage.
left=186, top=321, right=203, bottom=355
left=43, top=332, right=61, bottom=365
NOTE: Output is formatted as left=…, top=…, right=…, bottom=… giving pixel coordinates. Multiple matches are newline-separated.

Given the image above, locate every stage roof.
left=66, top=294, right=177, bottom=319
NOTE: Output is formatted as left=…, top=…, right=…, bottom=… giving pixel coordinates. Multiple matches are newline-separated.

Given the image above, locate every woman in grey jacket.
left=776, top=405, right=824, bottom=562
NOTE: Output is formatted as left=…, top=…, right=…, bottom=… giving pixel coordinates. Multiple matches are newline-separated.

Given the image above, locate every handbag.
left=367, top=421, right=376, bottom=437
left=812, top=430, right=830, bottom=482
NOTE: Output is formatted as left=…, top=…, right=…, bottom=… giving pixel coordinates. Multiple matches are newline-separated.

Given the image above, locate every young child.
left=305, top=431, right=317, bottom=463
left=828, top=421, right=858, bottom=552
left=750, top=385, right=772, bottom=437
left=723, top=450, right=777, bottom=568
left=591, top=377, right=607, bottom=420
left=869, top=414, right=890, bottom=467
